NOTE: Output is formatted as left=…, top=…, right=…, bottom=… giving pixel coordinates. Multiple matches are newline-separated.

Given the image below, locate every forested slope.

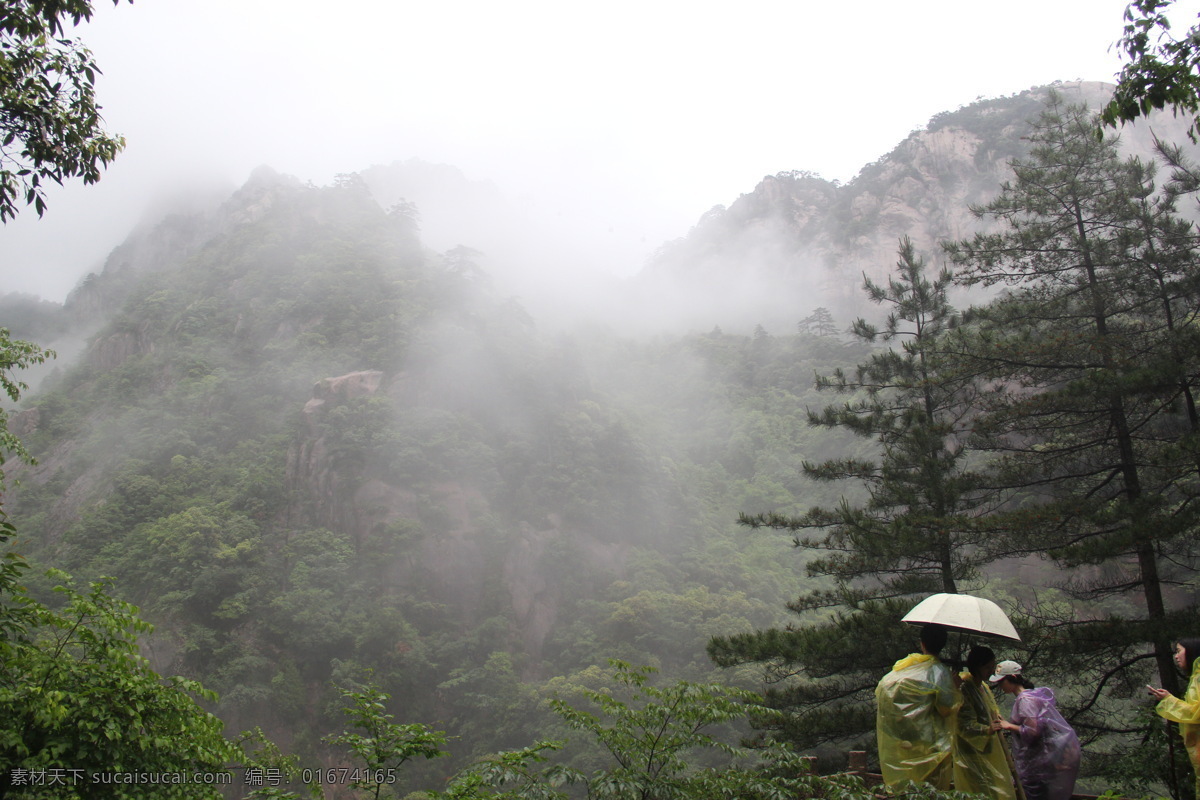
left=1, top=162, right=867, bottom=775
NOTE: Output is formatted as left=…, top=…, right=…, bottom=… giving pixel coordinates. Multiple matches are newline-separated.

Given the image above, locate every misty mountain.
left=7, top=82, right=1187, bottom=348
left=4, top=155, right=853, bottom=768
left=357, top=158, right=651, bottom=333
left=630, top=81, right=1197, bottom=332
left=1, top=80, right=1188, bottom=774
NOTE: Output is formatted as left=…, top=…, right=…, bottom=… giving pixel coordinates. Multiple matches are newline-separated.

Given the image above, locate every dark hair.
left=1001, top=673, right=1035, bottom=690
left=1176, top=638, right=1200, bottom=674
left=921, top=624, right=948, bottom=656
left=967, top=645, right=995, bottom=680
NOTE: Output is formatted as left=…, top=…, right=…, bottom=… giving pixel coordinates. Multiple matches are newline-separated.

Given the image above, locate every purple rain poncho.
left=1007, top=687, right=1080, bottom=800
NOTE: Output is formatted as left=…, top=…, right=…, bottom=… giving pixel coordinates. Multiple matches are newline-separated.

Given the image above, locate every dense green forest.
left=0, top=162, right=881, bottom=797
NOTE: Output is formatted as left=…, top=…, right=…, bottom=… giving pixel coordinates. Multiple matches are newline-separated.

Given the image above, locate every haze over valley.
left=7, top=2, right=1200, bottom=795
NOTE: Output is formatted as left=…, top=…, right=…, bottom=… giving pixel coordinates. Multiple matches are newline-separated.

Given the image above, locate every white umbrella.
left=901, top=592, right=1021, bottom=642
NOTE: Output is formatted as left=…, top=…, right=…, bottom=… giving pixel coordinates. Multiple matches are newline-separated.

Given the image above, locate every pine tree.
left=800, top=307, right=839, bottom=337
left=710, top=238, right=999, bottom=749
left=944, top=95, right=1200, bottom=720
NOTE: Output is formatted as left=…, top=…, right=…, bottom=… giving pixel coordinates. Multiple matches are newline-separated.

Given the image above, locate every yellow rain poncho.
left=876, top=653, right=960, bottom=789
left=1157, top=660, right=1200, bottom=796
left=954, top=673, right=1017, bottom=800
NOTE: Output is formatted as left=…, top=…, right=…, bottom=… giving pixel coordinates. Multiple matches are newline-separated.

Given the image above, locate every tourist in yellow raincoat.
left=955, top=645, right=1017, bottom=800
left=876, top=624, right=961, bottom=789
left=1149, top=638, right=1200, bottom=797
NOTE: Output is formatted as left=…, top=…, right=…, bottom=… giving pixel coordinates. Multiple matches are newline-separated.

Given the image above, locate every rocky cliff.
left=634, top=81, right=1195, bottom=332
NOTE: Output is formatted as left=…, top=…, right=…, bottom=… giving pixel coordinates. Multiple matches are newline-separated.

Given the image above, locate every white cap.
left=989, top=659, right=1022, bottom=683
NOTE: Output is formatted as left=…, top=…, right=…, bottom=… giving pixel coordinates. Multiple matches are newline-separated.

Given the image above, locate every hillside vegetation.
left=3, top=84, right=1200, bottom=799
left=2, top=164, right=871, bottom=788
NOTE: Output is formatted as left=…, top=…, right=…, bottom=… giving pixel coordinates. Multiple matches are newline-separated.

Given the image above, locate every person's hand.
left=991, top=720, right=1014, bottom=733
left=1148, top=685, right=1171, bottom=701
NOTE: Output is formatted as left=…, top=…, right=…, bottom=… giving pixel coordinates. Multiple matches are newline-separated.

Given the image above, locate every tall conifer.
left=710, top=238, right=998, bottom=749
left=944, top=95, right=1200, bottom=720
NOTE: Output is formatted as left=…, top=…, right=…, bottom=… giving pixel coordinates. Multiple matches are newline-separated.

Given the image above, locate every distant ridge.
left=628, top=81, right=1195, bottom=334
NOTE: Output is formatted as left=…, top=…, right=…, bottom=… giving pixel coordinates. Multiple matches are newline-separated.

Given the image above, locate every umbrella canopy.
left=901, top=593, right=1021, bottom=642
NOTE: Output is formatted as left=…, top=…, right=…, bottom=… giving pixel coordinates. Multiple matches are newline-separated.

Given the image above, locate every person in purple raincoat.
left=990, top=661, right=1080, bottom=800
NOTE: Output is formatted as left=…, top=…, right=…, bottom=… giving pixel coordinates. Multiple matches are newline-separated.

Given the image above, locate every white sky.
left=0, top=0, right=1189, bottom=301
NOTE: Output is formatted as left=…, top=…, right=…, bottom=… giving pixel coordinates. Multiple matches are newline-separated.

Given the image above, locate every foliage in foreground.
left=324, top=678, right=448, bottom=800
left=0, top=0, right=131, bottom=220
left=332, top=660, right=971, bottom=800
left=0, top=328, right=53, bottom=478
left=1105, top=0, right=1200, bottom=140
left=0, top=554, right=240, bottom=798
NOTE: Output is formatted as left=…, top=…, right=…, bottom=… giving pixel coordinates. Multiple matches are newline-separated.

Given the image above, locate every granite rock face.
left=637, top=82, right=1192, bottom=331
